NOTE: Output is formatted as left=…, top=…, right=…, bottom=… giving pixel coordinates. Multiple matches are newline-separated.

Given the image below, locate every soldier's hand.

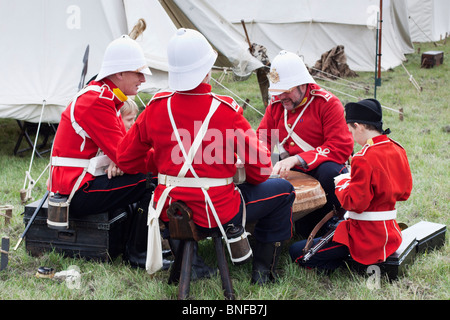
left=272, top=156, right=299, bottom=179
left=106, top=162, right=124, bottom=179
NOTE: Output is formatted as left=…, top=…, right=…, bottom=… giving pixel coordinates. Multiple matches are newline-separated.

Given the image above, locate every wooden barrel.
left=286, top=171, right=326, bottom=221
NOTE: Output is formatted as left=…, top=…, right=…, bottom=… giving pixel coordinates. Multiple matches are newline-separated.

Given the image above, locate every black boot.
left=168, top=238, right=217, bottom=281
left=122, top=203, right=148, bottom=268
left=251, top=241, right=283, bottom=285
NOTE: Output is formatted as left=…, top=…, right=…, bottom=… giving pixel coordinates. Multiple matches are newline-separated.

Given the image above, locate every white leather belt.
left=51, top=156, right=90, bottom=168
left=51, top=155, right=111, bottom=177
left=347, top=209, right=397, bottom=221
left=158, top=173, right=233, bottom=189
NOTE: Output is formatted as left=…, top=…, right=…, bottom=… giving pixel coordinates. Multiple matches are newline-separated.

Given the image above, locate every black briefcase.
left=348, top=220, right=446, bottom=280
left=22, top=198, right=129, bottom=262
left=403, top=221, right=446, bottom=254
left=378, top=229, right=418, bottom=280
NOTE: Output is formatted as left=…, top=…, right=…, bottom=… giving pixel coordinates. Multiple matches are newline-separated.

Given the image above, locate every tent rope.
left=319, top=82, right=402, bottom=114
left=213, top=63, right=404, bottom=120
left=401, top=63, right=422, bottom=92
left=211, top=69, right=401, bottom=117
left=408, top=15, right=437, bottom=45
left=135, top=93, right=147, bottom=108
left=210, top=76, right=264, bottom=117
left=309, top=66, right=371, bottom=91
left=21, top=100, right=48, bottom=203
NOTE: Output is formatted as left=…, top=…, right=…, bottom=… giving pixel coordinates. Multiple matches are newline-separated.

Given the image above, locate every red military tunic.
left=257, top=83, right=353, bottom=171
left=117, top=83, right=272, bottom=228
left=334, top=135, right=413, bottom=265
left=49, top=79, right=133, bottom=195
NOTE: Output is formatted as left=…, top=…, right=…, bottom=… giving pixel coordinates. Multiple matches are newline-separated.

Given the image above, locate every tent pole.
left=374, top=0, right=383, bottom=98
left=374, top=12, right=379, bottom=98
left=378, top=0, right=383, bottom=81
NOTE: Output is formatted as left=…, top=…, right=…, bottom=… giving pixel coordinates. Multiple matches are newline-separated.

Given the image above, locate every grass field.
left=0, top=39, right=448, bottom=303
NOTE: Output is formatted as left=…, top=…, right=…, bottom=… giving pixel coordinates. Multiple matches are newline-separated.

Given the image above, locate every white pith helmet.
left=167, top=28, right=218, bottom=91
left=268, top=50, right=315, bottom=95
left=95, top=35, right=152, bottom=81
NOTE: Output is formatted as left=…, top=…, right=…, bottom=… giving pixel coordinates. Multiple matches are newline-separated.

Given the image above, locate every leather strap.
left=302, top=209, right=335, bottom=254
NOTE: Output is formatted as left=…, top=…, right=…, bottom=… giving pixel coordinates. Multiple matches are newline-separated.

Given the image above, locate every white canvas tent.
left=0, top=0, right=262, bottom=124
left=0, top=0, right=420, bottom=125
left=0, top=0, right=127, bottom=123
left=407, top=0, right=450, bottom=42
left=160, top=0, right=264, bottom=77
left=205, top=0, right=414, bottom=72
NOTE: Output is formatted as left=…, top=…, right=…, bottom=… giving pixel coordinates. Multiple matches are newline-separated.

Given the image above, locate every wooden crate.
left=421, top=51, right=444, bottom=68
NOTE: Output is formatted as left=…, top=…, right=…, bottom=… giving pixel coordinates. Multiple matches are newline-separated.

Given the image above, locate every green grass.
left=0, top=39, right=449, bottom=301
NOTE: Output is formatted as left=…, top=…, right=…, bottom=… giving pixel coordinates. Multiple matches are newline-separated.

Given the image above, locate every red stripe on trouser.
left=245, top=191, right=294, bottom=205
left=246, top=190, right=296, bottom=239
left=82, top=178, right=147, bottom=193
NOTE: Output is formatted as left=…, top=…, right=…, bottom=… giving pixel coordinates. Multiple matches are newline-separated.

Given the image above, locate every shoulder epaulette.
left=212, top=94, right=241, bottom=112
left=150, top=90, right=175, bottom=103
left=270, top=95, right=282, bottom=105
left=310, top=88, right=333, bottom=102
left=389, top=138, right=405, bottom=150
left=98, top=85, right=115, bottom=101
left=353, top=144, right=370, bottom=157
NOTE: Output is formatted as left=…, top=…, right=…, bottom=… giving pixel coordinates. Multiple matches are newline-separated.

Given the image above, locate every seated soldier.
left=117, top=29, right=296, bottom=285
left=48, top=35, right=154, bottom=267
left=289, top=98, right=413, bottom=271
left=257, top=50, right=354, bottom=238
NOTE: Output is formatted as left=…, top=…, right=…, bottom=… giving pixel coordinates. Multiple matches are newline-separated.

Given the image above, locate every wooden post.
left=241, top=19, right=270, bottom=108
left=214, top=236, right=235, bottom=300
left=0, top=205, right=13, bottom=225
left=178, top=241, right=194, bottom=300
left=1, top=237, right=9, bottom=271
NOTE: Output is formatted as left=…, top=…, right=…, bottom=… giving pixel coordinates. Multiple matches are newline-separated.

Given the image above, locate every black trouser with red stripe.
left=69, top=173, right=154, bottom=217
left=196, top=177, right=296, bottom=244
left=289, top=238, right=349, bottom=271
left=68, top=173, right=155, bottom=267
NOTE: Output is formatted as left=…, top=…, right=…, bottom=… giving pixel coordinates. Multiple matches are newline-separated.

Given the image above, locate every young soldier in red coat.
left=289, top=98, right=413, bottom=270
left=257, top=50, right=354, bottom=237
left=49, top=35, right=154, bottom=267
left=117, top=29, right=295, bottom=284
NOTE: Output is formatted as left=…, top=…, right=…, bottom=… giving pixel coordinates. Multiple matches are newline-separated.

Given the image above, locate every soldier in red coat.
left=49, top=35, right=154, bottom=267
left=289, top=98, right=413, bottom=270
left=257, top=51, right=354, bottom=237
left=117, top=29, right=295, bottom=284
